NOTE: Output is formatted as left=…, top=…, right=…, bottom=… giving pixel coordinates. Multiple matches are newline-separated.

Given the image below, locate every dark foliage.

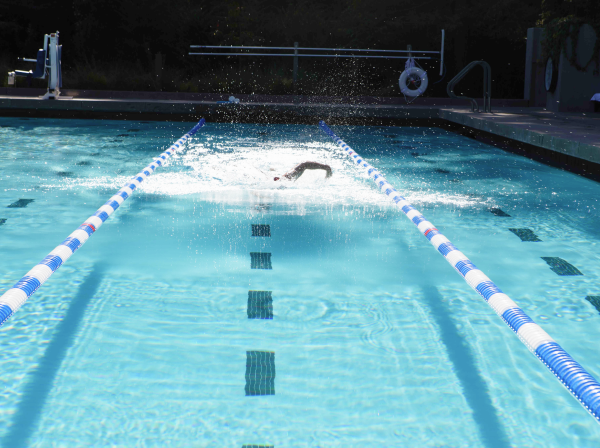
left=539, top=0, right=600, bottom=25
left=0, top=0, right=551, bottom=98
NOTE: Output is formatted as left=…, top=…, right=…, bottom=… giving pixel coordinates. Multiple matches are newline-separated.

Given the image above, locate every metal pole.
left=188, top=52, right=432, bottom=60
left=440, top=29, right=445, bottom=76
left=293, top=42, right=298, bottom=93
left=190, top=44, right=441, bottom=54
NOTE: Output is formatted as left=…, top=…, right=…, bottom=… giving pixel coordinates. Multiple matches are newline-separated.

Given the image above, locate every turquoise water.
left=1, top=117, right=600, bottom=447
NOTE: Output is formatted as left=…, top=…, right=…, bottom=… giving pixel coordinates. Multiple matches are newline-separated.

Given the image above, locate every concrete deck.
left=439, top=107, right=600, bottom=165
left=1, top=89, right=599, bottom=166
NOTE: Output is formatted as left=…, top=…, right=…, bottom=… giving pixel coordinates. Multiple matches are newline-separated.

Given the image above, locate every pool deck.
left=438, top=107, right=600, bottom=165
left=1, top=89, right=599, bottom=166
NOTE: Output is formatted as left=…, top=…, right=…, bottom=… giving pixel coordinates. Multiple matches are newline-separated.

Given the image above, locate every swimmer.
left=274, top=162, right=332, bottom=181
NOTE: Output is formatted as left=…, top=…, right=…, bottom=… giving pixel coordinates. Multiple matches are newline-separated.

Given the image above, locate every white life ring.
left=399, top=67, right=428, bottom=97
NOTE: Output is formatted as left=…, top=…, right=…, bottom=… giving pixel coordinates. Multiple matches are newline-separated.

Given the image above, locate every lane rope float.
left=0, top=118, right=206, bottom=327
left=318, top=120, right=600, bottom=424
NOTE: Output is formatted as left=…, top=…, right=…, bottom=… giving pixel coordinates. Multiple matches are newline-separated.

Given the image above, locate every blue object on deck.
left=14, top=50, right=46, bottom=80
left=217, top=96, right=241, bottom=105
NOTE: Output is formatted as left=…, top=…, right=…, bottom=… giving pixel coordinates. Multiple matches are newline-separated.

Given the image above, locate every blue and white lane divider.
left=0, top=119, right=206, bottom=327
left=319, top=120, right=600, bottom=423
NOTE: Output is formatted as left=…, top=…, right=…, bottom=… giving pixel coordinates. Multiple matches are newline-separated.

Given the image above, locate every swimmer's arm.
left=283, top=162, right=332, bottom=180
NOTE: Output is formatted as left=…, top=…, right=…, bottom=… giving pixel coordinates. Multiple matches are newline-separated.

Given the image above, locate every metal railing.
left=447, top=60, right=491, bottom=112
left=189, top=30, right=445, bottom=88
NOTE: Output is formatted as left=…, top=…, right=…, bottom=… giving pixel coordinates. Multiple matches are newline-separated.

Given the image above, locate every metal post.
left=49, top=34, right=59, bottom=93
left=440, top=29, right=445, bottom=76
left=293, top=42, right=299, bottom=93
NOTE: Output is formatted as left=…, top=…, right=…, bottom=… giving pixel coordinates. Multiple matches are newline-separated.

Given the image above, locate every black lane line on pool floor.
left=252, top=224, right=271, bottom=237
left=245, top=351, right=276, bottom=396
left=421, top=285, right=510, bottom=448
left=541, top=257, right=583, bottom=276
left=251, top=252, right=272, bottom=270
left=7, top=199, right=34, bottom=208
left=248, top=291, right=273, bottom=319
left=586, top=296, right=600, bottom=314
left=489, top=208, right=511, bottom=217
left=246, top=224, right=275, bottom=403
left=508, top=228, right=542, bottom=242
left=1, top=264, right=105, bottom=448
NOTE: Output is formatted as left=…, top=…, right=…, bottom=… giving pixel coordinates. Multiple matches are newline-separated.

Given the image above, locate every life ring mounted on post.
left=399, top=67, right=428, bottom=97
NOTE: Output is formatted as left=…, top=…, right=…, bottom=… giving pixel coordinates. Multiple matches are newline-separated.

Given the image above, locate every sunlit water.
left=1, top=117, right=600, bottom=447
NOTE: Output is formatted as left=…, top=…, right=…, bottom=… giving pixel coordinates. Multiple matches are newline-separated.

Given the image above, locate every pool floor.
left=1, top=118, right=600, bottom=446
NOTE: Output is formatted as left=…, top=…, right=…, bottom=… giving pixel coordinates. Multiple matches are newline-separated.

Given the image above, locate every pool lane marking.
left=318, top=120, right=600, bottom=424
left=508, top=228, right=542, bottom=242
left=251, top=224, right=271, bottom=237
left=586, top=296, right=600, bottom=314
left=7, top=199, right=34, bottom=208
left=248, top=291, right=273, bottom=319
left=489, top=207, right=510, bottom=217
left=245, top=350, right=276, bottom=396
left=541, top=257, right=583, bottom=276
left=0, top=119, right=206, bottom=327
left=247, top=226, right=275, bottom=403
left=250, top=252, right=272, bottom=270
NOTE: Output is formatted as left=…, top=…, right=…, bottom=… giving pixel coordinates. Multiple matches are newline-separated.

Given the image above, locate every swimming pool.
left=1, top=117, right=600, bottom=447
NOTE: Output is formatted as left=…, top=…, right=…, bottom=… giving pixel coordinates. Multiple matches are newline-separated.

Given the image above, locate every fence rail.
left=189, top=30, right=445, bottom=87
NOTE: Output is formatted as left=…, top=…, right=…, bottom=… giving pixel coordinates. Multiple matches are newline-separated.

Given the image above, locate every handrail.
left=188, top=52, right=432, bottom=60
left=190, top=45, right=441, bottom=54
left=189, top=30, right=447, bottom=83
left=447, top=60, right=492, bottom=112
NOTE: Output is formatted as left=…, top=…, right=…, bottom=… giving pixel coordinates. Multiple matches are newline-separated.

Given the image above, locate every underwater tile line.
left=7, top=199, right=34, bottom=208
left=246, top=224, right=275, bottom=411
left=508, top=228, right=542, bottom=242
left=248, top=291, right=273, bottom=319
left=252, top=224, right=271, bottom=237
left=319, top=119, right=600, bottom=425
left=245, top=350, right=276, bottom=396
left=541, top=257, right=583, bottom=276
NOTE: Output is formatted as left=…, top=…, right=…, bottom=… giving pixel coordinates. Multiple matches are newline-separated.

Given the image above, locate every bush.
left=84, top=71, right=108, bottom=89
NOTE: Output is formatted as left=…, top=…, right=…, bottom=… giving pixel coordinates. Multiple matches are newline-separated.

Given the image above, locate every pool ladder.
left=447, top=60, right=492, bottom=113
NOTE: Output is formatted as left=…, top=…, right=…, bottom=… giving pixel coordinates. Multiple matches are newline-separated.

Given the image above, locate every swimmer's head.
left=274, top=177, right=280, bottom=181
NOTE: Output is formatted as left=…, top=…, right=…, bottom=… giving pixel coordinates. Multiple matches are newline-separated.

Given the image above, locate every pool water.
left=1, top=117, right=600, bottom=447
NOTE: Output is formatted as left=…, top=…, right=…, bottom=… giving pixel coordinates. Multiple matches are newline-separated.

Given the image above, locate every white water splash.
left=43, top=135, right=490, bottom=210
